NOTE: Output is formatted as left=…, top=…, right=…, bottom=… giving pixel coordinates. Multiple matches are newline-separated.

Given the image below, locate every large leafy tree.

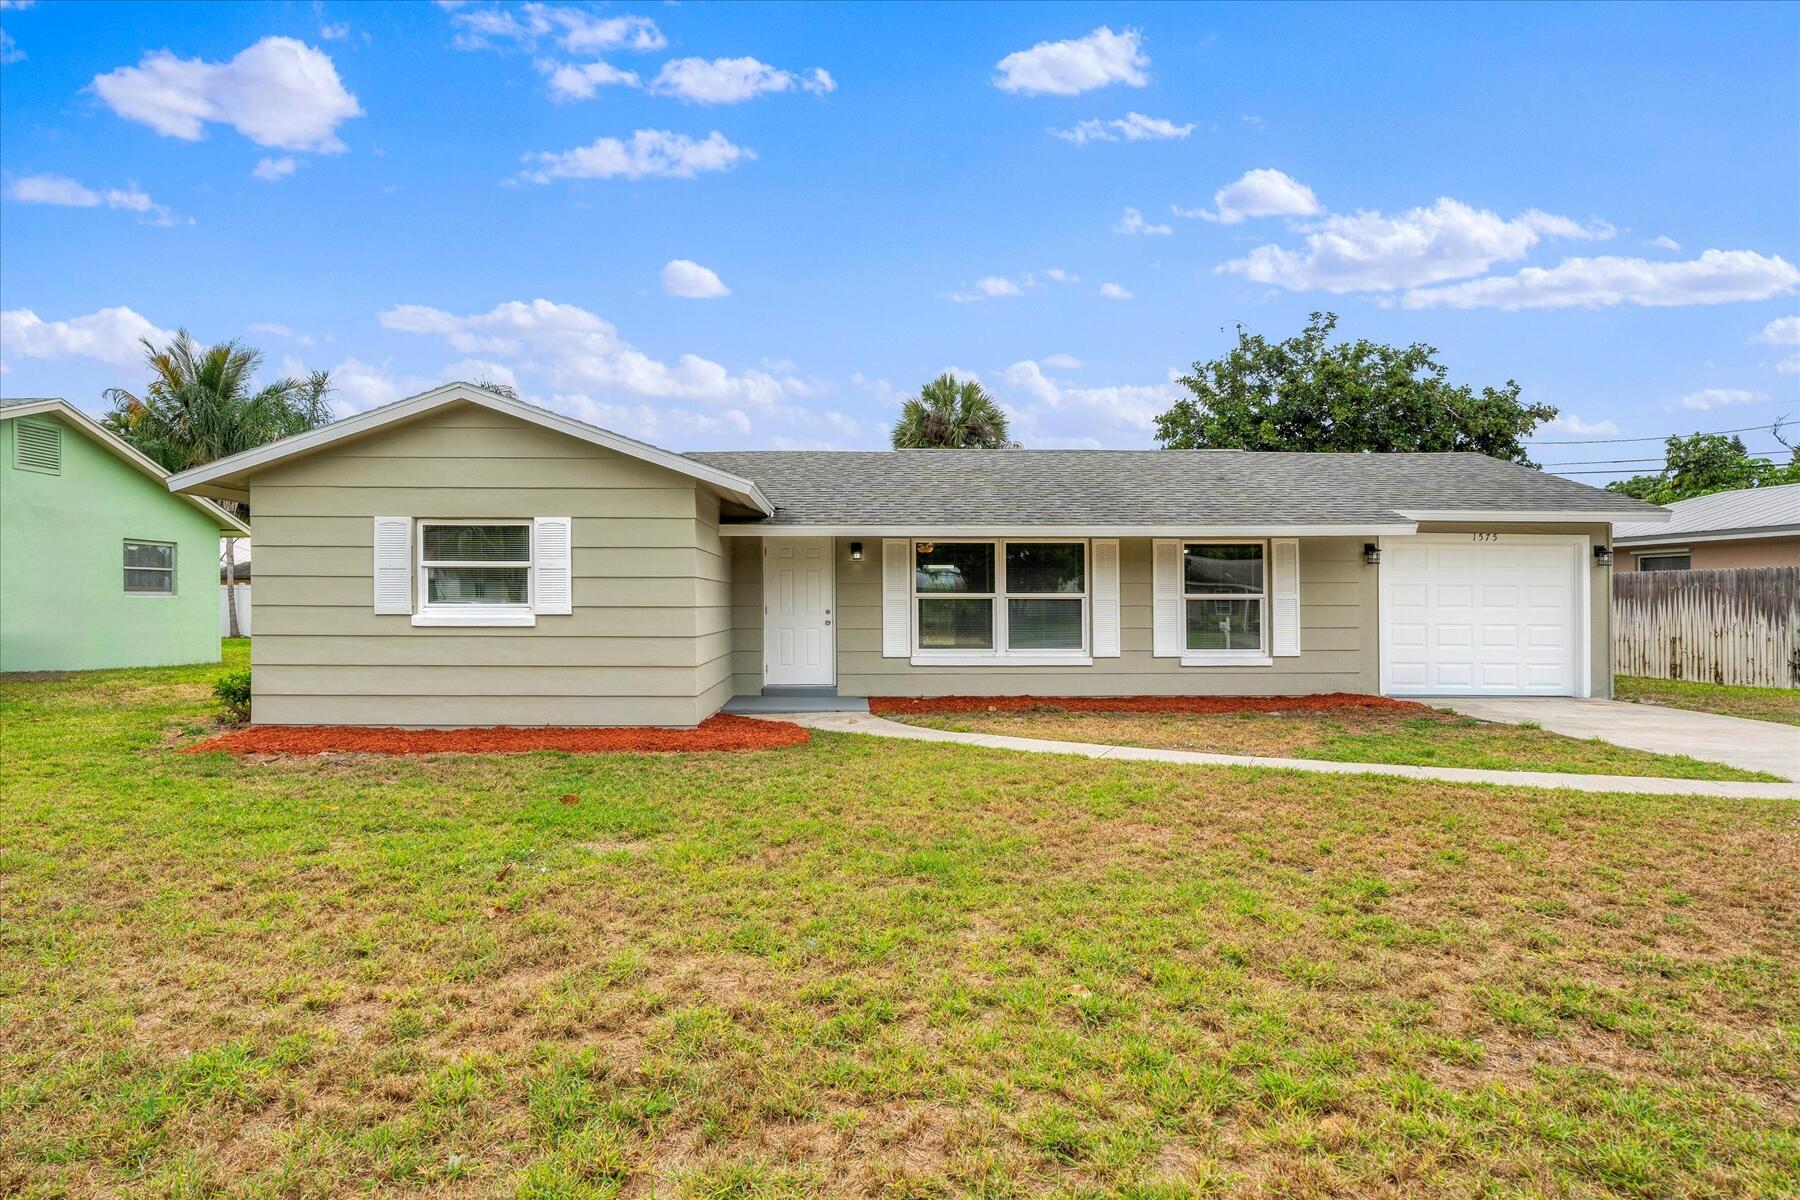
left=102, top=331, right=333, bottom=636
left=1154, top=312, right=1556, bottom=464
left=1605, top=430, right=1800, bottom=505
left=890, top=372, right=1013, bottom=448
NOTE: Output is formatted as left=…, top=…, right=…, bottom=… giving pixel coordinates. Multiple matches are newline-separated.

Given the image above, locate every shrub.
left=214, top=669, right=252, bottom=723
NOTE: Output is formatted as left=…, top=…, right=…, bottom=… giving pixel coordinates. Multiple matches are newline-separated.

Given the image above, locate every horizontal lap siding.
left=833, top=536, right=1377, bottom=697
left=728, top=537, right=764, bottom=697
left=250, top=405, right=727, bottom=726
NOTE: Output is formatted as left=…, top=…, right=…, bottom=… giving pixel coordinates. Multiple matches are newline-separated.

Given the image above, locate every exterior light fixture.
left=1593, top=545, right=1613, bottom=567
left=849, top=541, right=864, bottom=561
left=1363, top=543, right=1382, bottom=566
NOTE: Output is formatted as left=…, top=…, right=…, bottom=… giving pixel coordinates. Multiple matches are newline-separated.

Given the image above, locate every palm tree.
left=890, top=373, right=1013, bottom=448
left=103, top=331, right=333, bottom=637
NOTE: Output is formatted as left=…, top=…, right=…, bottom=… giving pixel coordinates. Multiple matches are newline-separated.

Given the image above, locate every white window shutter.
left=372, top=517, right=412, bottom=615
left=534, top=516, right=573, bottom=615
left=1271, top=537, right=1301, bottom=657
left=1152, top=539, right=1181, bottom=658
left=882, top=538, right=911, bottom=657
left=1092, top=539, right=1121, bottom=657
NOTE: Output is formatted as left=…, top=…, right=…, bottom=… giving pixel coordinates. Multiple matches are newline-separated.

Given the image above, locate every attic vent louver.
left=14, top=419, right=61, bottom=474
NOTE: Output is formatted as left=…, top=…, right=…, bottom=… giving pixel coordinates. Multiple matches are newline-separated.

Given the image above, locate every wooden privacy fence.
left=1613, top=566, right=1799, bottom=688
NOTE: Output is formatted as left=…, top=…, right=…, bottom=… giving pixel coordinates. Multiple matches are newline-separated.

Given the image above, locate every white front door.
left=763, top=537, right=835, bottom=687
left=1381, top=534, right=1586, bottom=697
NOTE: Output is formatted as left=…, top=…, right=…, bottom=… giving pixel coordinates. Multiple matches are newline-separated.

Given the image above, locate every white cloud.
left=379, top=298, right=792, bottom=414
left=1097, top=282, right=1133, bottom=300
left=450, top=5, right=664, bottom=54
left=1542, top=414, right=1619, bottom=436
left=993, top=26, right=1148, bottom=96
left=318, top=21, right=350, bottom=40
left=1223, top=198, right=1612, bottom=293
left=251, top=155, right=298, bottom=182
left=648, top=57, right=835, bottom=105
left=92, top=36, right=362, bottom=153
left=1051, top=111, right=1192, bottom=145
left=1646, top=235, right=1681, bottom=252
left=1042, top=353, right=1082, bottom=369
left=1, top=29, right=23, bottom=65
left=1000, top=358, right=1178, bottom=444
left=1114, top=206, right=1171, bottom=236
left=247, top=321, right=314, bottom=346
left=326, top=357, right=437, bottom=415
left=0, top=305, right=172, bottom=367
left=1401, top=249, right=1800, bottom=310
left=540, top=59, right=640, bottom=102
left=0, top=2, right=40, bottom=9
left=661, top=259, right=730, bottom=299
left=1678, top=387, right=1765, bottom=411
left=1177, top=168, right=1321, bottom=224
left=6, top=172, right=174, bottom=223
left=948, top=268, right=1078, bottom=303
left=520, top=129, right=754, bottom=182
left=562, top=394, right=750, bottom=441
left=1754, top=316, right=1800, bottom=346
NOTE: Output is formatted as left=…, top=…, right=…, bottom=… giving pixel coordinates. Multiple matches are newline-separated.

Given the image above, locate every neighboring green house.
left=1, top=398, right=250, bottom=672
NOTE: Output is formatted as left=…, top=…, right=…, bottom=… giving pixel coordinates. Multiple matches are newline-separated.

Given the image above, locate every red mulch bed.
left=185, top=714, right=809, bottom=757
left=868, top=692, right=1429, bottom=716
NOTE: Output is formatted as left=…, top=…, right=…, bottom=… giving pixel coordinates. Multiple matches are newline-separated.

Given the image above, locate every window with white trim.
left=418, top=522, right=532, bottom=611
left=124, top=540, right=175, bottom=594
left=1636, top=552, right=1690, bottom=572
left=913, top=540, right=1087, bottom=657
left=1184, top=542, right=1265, bottom=654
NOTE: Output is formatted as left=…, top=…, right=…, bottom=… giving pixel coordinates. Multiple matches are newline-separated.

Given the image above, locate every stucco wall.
left=246, top=403, right=728, bottom=726
left=1617, top=535, right=1800, bottom=572
left=1, top=413, right=222, bottom=672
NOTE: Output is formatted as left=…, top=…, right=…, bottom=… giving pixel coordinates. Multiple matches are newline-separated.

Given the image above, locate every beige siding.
left=829, top=536, right=1378, bottom=698
left=249, top=403, right=731, bottom=726
left=728, top=537, right=764, bottom=697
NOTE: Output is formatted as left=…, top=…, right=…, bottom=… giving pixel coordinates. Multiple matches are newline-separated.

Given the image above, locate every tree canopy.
left=890, top=372, right=1012, bottom=448
left=1153, top=312, right=1556, bottom=464
left=1605, top=430, right=1800, bottom=505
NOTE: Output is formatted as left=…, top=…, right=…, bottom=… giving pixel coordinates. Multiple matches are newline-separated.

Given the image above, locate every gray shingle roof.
left=1613, top=482, right=1800, bottom=543
left=684, top=450, right=1663, bottom=528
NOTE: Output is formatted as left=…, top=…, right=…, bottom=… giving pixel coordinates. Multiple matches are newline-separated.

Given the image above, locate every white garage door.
left=1381, top=536, right=1584, bottom=697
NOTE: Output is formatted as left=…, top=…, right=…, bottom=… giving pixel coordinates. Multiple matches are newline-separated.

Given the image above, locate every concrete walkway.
left=764, top=711, right=1800, bottom=799
left=1439, top=697, right=1800, bottom=781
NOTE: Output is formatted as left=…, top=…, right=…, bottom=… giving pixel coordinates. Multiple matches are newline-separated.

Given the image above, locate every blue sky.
left=2, top=1, right=1796, bottom=481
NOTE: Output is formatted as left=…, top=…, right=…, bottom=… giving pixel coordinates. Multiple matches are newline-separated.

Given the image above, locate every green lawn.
left=1616, top=675, right=1800, bottom=728
left=896, top=707, right=1776, bottom=781
left=3, top=647, right=1797, bottom=1198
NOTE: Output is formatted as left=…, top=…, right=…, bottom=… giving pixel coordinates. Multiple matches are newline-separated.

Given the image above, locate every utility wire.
left=1543, top=445, right=1791, bottom=467
left=1530, top=418, right=1788, bottom=446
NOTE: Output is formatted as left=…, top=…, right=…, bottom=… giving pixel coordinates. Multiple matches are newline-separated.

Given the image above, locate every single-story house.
left=2, top=397, right=250, bottom=672
left=1611, top=482, right=1800, bottom=572
left=167, top=383, right=1666, bottom=726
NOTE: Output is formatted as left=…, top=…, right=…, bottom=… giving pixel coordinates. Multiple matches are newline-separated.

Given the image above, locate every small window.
left=419, top=522, right=532, bottom=608
left=1637, top=553, right=1691, bottom=572
left=915, top=542, right=994, bottom=649
left=1183, top=543, right=1265, bottom=653
left=14, top=419, right=61, bottom=474
left=124, top=540, right=175, bottom=594
left=1005, top=542, right=1085, bottom=650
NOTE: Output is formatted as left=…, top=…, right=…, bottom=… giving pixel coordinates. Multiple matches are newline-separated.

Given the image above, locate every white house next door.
left=763, top=537, right=835, bottom=687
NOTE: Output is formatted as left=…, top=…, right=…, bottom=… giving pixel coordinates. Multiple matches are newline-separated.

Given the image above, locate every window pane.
left=123, top=541, right=174, bottom=570
left=1185, top=544, right=1263, bottom=594
left=1186, top=597, right=1262, bottom=651
left=427, top=566, right=529, bottom=604
left=1006, top=543, right=1084, bottom=594
left=1008, top=598, right=1083, bottom=649
left=423, top=524, right=530, bottom=562
left=1640, top=555, right=1690, bottom=572
left=918, top=598, right=993, bottom=648
left=124, top=568, right=173, bottom=594
left=915, top=542, right=994, bottom=593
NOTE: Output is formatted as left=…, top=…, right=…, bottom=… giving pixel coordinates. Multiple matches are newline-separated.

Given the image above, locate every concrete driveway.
left=1438, top=697, right=1800, bottom=781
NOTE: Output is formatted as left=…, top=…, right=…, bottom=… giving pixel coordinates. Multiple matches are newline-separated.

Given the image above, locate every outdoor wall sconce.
left=1363, top=543, right=1382, bottom=566
left=849, top=541, right=864, bottom=561
left=1593, top=545, right=1613, bottom=567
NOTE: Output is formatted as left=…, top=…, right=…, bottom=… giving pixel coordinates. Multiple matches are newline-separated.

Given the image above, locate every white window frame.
left=123, top=539, right=176, bottom=596
left=413, top=518, right=536, bottom=628
left=1635, top=550, right=1691, bottom=572
left=1181, top=538, right=1272, bottom=667
left=911, top=538, right=1093, bottom=666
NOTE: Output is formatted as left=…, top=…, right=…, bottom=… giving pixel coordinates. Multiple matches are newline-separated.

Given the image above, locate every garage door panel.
left=1384, top=536, right=1580, bottom=697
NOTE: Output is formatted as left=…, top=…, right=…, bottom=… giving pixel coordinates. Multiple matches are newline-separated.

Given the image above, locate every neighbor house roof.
left=166, top=382, right=774, bottom=516
left=685, top=449, right=1669, bottom=535
left=2, top=398, right=251, bottom=535
left=1612, top=482, right=1800, bottom=546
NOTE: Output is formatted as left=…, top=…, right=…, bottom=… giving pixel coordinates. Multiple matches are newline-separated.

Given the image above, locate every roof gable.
left=1, top=399, right=250, bottom=535
left=165, top=382, right=772, bottom=515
